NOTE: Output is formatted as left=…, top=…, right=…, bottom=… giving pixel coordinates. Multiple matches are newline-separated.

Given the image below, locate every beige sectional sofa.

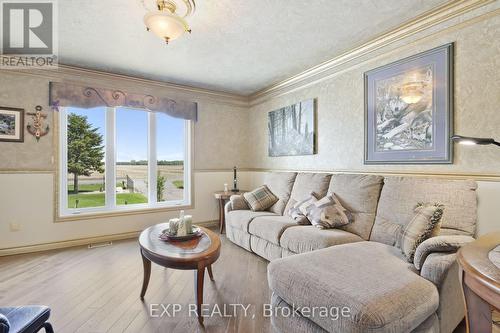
left=225, top=172, right=478, bottom=333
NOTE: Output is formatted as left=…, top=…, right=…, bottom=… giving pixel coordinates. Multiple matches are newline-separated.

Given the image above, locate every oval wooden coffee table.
left=139, top=224, right=221, bottom=324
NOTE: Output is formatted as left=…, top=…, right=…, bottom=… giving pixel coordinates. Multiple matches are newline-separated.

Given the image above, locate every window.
left=59, top=107, right=191, bottom=217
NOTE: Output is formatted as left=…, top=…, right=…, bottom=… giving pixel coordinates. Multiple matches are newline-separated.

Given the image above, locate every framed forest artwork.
left=268, top=99, right=316, bottom=157
left=364, top=43, right=453, bottom=164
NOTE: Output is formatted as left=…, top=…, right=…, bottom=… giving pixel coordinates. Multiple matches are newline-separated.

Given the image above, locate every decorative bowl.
left=159, top=226, right=202, bottom=242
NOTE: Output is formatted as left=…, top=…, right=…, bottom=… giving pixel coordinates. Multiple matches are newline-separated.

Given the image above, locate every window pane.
left=116, top=108, right=149, bottom=206
left=66, top=107, right=106, bottom=209
left=157, top=113, right=185, bottom=202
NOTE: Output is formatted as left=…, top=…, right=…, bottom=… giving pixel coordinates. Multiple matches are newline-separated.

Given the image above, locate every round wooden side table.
left=458, top=232, right=500, bottom=333
left=139, top=224, right=221, bottom=324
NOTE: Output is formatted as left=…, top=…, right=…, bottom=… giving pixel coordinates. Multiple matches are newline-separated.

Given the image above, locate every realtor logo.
left=1, top=0, right=58, bottom=68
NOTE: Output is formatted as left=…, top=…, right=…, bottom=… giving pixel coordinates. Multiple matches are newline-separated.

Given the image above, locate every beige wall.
left=0, top=70, right=249, bottom=171
left=245, top=8, right=500, bottom=236
left=0, top=69, right=250, bottom=250
left=247, top=12, right=500, bottom=174
left=0, top=172, right=251, bottom=249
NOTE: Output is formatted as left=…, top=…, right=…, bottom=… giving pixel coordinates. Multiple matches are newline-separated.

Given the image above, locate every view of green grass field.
left=68, top=192, right=148, bottom=208
left=67, top=165, right=184, bottom=209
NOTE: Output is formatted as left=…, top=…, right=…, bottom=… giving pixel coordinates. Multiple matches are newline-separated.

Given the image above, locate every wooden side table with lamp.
left=214, top=166, right=247, bottom=233
left=214, top=190, right=246, bottom=233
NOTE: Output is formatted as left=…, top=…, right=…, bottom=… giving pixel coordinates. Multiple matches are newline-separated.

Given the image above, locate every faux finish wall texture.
left=0, top=73, right=54, bottom=170
left=0, top=71, right=249, bottom=171
left=247, top=14, right=500, bottom=175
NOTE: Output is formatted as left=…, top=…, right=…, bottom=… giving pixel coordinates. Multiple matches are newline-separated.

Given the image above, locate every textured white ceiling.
left=58, top=0, right=449, bottom=95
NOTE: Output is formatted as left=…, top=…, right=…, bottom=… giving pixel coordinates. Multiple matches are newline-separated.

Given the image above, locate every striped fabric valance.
left=49, top=82, right=197, bottom=121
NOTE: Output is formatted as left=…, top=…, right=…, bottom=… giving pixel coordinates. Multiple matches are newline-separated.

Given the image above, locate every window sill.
left=55, top=204, right=193, bottom=223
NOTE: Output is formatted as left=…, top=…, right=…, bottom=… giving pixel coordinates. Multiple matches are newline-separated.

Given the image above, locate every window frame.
left=59, top=107, right=192, bottom=218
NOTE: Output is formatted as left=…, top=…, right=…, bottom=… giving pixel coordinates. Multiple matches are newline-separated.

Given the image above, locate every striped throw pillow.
left=306, top=194, right=353, bottom=229
left=399, top=203, right=445, bottom=263
left=243, top=185, right=278, bottom=211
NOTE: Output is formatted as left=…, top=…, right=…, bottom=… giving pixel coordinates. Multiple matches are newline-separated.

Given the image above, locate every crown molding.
left=0, top=0, right=495, bottom=108
left=248, top=0, right=497, bottom=105
left=0, top=64, right=250, bottom=107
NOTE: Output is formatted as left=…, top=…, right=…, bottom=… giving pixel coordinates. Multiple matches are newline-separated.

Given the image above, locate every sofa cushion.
left=248, top=215, right=297, bottom=245
left=327, top=174, right=384, bottom=240
left=243, top=185, right=278, bottom=211
left=271, top=294, right=329, bottom=333
left=264, top=172, right=297, bottom=215
left=226, top=227, right=252, bottom=251
left=268, top=242, right=439, bottom=333
left=250, top=235, right=285, bottom=261
left=371, top=177, right=477, bottom=246
left=280, top=226, right=363, bottom=254
left=225, top=210, right=277, bottom=232
left=283, top=173, right=332, bottom=215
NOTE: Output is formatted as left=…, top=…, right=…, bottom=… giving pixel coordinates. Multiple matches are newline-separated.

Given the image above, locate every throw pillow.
left=307, top=194, right=353, bottom=229
left=298, top=195, right=318, bottom=216
left=399, top=203, right=445, bottom=263
left=287, top=193, right=316, bottom=225
left=243, top=185, right=279, bottom=211
left=230, top=194, right=250, bottom=210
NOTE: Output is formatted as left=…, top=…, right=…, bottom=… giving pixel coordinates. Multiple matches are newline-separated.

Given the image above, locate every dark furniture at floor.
left=0, top=306, right=53, bottom=333
left=214, top=190, right=246, bottom=233
left=458, top=232, right=500, bottom=333
left=139, top=224, right=221, bottom=324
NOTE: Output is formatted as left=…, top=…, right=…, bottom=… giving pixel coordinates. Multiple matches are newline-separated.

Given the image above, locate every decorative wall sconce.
left=27, top=105, right=50, bottom=141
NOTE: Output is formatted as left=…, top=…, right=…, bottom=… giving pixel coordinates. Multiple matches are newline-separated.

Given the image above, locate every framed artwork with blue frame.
left=364, top=43, right=453, bottom=164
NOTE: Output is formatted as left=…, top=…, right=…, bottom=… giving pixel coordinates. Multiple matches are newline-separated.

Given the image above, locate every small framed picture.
left=0, top=107, right=24, bottom=142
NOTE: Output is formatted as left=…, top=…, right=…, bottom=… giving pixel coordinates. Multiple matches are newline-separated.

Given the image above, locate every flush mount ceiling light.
left=142, top=0, right=196, bottom=44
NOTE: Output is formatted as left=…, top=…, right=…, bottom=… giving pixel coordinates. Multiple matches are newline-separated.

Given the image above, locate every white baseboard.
left=0, top=220, right=219, bottom=257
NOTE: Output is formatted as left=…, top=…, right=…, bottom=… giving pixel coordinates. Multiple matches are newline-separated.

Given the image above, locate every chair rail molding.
left=244, top=168, right=500, bottom=182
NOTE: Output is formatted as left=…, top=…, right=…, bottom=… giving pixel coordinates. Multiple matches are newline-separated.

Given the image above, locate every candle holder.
left=232, top=166, right=239, bottom=192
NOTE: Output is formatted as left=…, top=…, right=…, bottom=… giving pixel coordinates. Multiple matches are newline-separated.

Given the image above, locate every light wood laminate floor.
left=0, top=233, right=273, bottom=333
left=0, top=232, right=471, bottom=333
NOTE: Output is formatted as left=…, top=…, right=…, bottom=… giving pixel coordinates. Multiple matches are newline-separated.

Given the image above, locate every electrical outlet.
left=9, top=223, right=20, bottom=232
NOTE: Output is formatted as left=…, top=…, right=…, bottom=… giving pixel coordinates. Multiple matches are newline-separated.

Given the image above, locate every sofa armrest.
left=414, top=235, right=475, bottom=270
left=224, top=200, right=233, bottom=215
left=420, top=252, right=459, bottom=286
